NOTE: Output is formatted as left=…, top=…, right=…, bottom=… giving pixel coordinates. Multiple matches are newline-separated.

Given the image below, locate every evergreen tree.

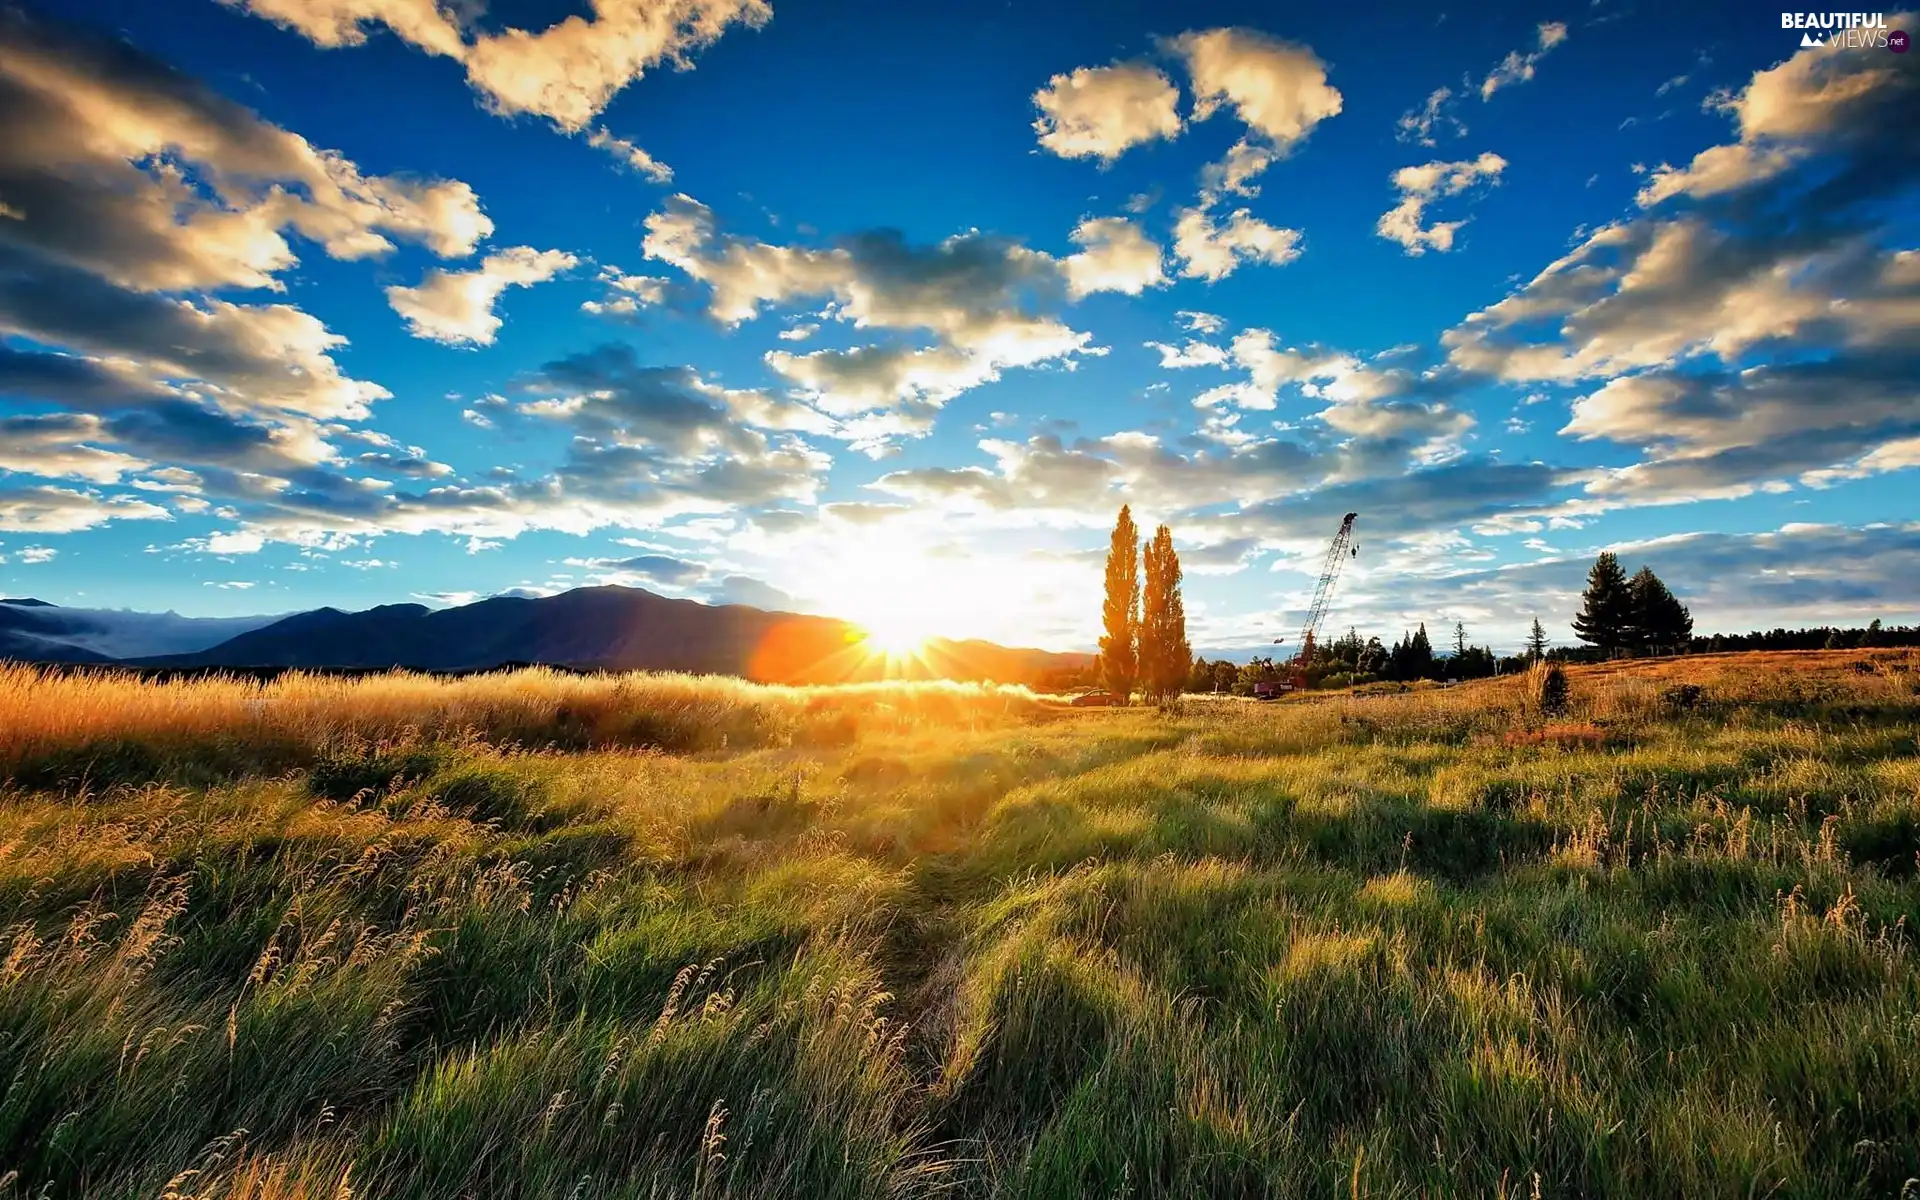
left=1453, top=645, right=1497, bottom=679
left=1573, top=551, right=1635, bottom=655
left=1452, top=621, right=1468, bottom=658
left=1628, top=566, right=1693, bottom=654
left=1357, top=637, right=1385, bottom=677
left=1384, top=624, right=1437, bottom=681
left=1099, top=506, right=1140, bottom=702
left=1140, top=524, right=1190, bottom=700
left=1410, top=623, right=1435, bottom=678
left=1525, top=618, right=1548, bottom=662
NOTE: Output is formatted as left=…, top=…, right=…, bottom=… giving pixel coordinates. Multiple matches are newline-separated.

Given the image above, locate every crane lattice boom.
left=1293, top=512, right=1358, bottom=666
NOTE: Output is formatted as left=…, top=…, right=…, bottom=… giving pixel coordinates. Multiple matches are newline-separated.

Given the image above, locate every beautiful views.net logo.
left=1781, top=11, right=1907, bottom=49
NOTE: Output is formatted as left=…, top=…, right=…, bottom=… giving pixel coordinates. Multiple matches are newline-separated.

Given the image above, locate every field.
left=2, top=652, right=1919, bottom=1199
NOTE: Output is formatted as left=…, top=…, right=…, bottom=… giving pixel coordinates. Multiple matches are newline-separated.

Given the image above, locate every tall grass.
left=0, top=665, right=1051, bottom=789
left=0, top=650, right=1916, bottom=1197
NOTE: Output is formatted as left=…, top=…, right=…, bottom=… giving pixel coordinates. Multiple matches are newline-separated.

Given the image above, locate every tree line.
left=1097, top=506, right=1191, bottom=703
left=1188, top=619, right=1519, bottom=695
left=1562, top=551, right=1918, bottom=659
left=1091, top=533, right=1913, bottom=699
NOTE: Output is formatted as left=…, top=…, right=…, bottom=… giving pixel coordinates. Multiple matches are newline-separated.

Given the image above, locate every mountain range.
left=0, top=587, right=1094, bottom=687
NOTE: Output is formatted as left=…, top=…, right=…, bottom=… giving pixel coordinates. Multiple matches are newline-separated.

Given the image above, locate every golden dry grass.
left=0, top=664, right=1055, bottom=785
left=0, top=650, right=1917, bottom=1198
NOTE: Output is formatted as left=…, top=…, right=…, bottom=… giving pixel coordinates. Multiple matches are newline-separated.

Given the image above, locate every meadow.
left=1, top=651, right=1918, bottom=1198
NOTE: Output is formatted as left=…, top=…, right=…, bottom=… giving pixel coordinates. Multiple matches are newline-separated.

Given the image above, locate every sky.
left=0, top=0, right=1916, bottom=654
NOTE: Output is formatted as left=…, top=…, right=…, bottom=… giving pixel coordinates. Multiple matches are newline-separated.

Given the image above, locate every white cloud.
left=1437, top=27, right=1920, bottom=508
left=1169, top=28, right=1343, bottom=150
left=1562, top=357, right=1920, bottom=501
left=766, top=343, right=980, bottom=417
left=642, top=193, right=1100, bottom=446
left=1447, top=220, right=1917, bottom=385
left=1030, top=61, right=1183, bottom=162
left=17, top=546, right=56, bottom=564
left=387, top=246, right=578, bottom=345
left=205, top=529, right=269, bottom=554
left=0, top=287, right=392, bottom=421
left=587, top=127, right=673, bottom=182
left=222, top=0, right=771, bottom=132
left=1479, top=22, right=1568, bottom=100
left=1396, top=85, right=1464, bottom=146
left=1171, top=205, right=1301, bottom=281
left=0, top=14, right=489, bottom=296
left=1635, top=25, right=1916, bottom=206
left=1376, top=151, right=1506, bottom=255
left=1062, top=216, right=1167, bottom=297
left=1392, top=22, right=1566, bottom=149
left=0, top=414, right=147, bottom=483
left=1146, top=339, right=1230, bottom=368
left=580, top=265, right=669, bottom=318
left=0, top=485, right=171, bottom=533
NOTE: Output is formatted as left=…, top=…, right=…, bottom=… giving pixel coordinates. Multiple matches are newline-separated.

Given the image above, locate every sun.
left=856, top=612, right=933, bottom=659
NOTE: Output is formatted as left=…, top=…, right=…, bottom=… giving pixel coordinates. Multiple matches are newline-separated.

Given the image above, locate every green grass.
left=1, top=653, right=1918, bottom=1197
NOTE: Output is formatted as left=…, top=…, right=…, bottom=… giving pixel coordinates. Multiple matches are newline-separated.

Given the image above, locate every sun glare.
left=857, top=614, right=932, bottom=658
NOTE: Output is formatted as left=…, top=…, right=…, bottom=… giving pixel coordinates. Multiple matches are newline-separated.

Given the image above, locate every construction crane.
left=1261, top=512, right=1359, bottom=695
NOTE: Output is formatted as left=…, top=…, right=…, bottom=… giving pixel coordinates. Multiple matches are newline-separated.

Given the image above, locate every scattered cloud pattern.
left=2, top=2, right=1916, bottom=652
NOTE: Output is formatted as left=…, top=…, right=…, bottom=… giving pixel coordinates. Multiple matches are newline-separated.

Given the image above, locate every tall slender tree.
left=1573, top=551, right=1634, bottom=655
left=1452, top=621, right=1469, bottom=658
left=1140, top=524, right=1190, bottom=700
left=1525, top=618, right=1549, bottom=662
left=1099, top=505, right=1140, bottom=702
left=1411, top=623, right=1434, bottom=675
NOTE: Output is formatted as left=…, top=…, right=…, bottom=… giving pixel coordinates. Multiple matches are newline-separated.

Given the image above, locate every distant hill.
left=105, top=585, right=1094, bottom=687
left=0, top=599, right=285, bottom=662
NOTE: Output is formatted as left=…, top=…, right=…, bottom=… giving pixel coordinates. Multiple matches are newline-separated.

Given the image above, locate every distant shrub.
left=1527, top=661, right=1570, bottom=717
left=1661, top=683, right=1708, bottom=712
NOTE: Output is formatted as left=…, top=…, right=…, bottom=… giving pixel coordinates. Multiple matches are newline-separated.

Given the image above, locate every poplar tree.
left=1099, top=506, right=1140, bottom=701
left=1140, top=524, right=1190, bottom=700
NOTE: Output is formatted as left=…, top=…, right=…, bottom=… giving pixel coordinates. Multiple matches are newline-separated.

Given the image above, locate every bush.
left=1527, top=660, right=1570, bottom=717
left=1661, top=683, right=1708, bottom=712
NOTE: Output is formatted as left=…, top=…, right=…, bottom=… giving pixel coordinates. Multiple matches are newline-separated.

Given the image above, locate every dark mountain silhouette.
left=0, top=598, right=284, bottom=661
left=117, top=585, right=1092, bottom=686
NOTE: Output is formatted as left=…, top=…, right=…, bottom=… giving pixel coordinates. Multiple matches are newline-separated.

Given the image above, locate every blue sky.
left=1, top=0, right=1916, bottom=652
